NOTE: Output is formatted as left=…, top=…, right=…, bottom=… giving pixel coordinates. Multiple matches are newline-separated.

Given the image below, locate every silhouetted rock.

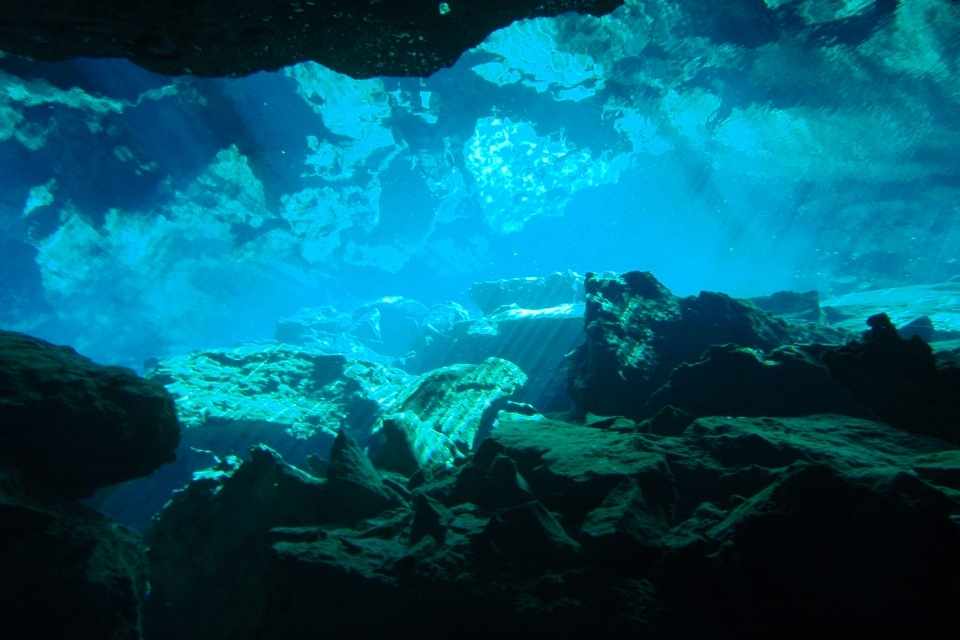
left=821, top=313, right=960, bottom=442
left=899, top=315, right=936, bottom=342
left=0, top=330, right=179, bottom=500
left=691, top=462, right=959, bottom=632
left=327, top=429, right=405, bottom=520
left=645, top=343, right=862, bottom=419
left=0, top=1, right=624, bottom=78
left=748, top=289, right=824, bottom=323
left=570, top=271, right=793, bottom=419
left=0, top=493, right=148, bottom=640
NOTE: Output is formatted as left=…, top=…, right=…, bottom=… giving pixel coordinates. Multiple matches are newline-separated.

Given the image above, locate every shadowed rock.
left=0, top=1, right=625, bottom=78
left=0, top=330, right=179, bottom=500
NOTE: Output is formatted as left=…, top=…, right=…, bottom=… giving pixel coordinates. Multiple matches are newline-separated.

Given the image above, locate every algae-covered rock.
left=0, top=330, right=179, bottom=499
left=93, top=344, right=408, bottom=528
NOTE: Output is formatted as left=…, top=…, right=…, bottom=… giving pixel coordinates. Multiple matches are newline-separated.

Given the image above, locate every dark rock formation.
left=0, top=330, right=180, bottom=499
left=0, top=331, right=182, bottom=640
left=144, top=410, right=960, bottom=638
left=1, top=495, right=148, bottom=640
left=0, top=1, right=625, bottom=78
left=748, top=289, right=824, bottom=323
left=821, top=313, right=960, bottom=443
left=645, top=343, right=863, bottom=419
left=899, top=315, right=936, bottom=342
left=570, top=271, right=794, bottom=419
left=469, top=271, right=584, bottom=315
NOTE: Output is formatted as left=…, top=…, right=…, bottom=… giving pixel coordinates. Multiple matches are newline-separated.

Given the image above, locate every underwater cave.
left=1, top=1, right=959, bottom=638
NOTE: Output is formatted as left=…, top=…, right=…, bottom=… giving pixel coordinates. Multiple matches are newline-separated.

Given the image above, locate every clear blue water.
left=1, top=2, right=959, bottom=368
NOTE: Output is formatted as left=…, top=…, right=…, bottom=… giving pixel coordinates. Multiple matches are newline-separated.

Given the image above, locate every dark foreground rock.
left=645, top=343, right=863, bottom=419
left=0, top=331, right=178, bottom=640
left=0, top=1, right=624, bottom=78
left=0, top=330, right=180, bottom=499
left=1, top=494, right=149, bottom=640
left=821, top=313, right=960, bottom=443
left=144, top=410, right=960, bottom=638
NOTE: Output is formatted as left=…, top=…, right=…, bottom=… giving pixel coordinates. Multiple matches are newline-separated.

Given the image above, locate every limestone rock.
left=370, top=357, right=527, bottom=470
left=570, top=271, right=793, bottom=419
left=149, top=345, right=409, bottom=459
left=0, top=330, right=179, bottom=499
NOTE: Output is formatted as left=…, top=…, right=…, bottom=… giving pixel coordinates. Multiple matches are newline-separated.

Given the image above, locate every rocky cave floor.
left=2, top=270, right=960, bottom=638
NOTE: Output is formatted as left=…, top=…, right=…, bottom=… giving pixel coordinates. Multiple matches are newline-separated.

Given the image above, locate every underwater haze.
left=2, top=0, right=958, bottom=368
left=4, top=2, right=960, bottom=638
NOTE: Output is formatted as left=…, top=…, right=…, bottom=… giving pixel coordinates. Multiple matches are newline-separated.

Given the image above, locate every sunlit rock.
left=369, top=357, right=527, bottom=470
left=407, top=302, right=583, bottom=412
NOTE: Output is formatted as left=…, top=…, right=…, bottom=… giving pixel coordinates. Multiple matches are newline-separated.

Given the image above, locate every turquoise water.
left=1, top=2, right=959, bottom=368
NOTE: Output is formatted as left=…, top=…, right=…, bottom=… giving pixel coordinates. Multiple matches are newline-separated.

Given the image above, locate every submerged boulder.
left=369, top=357, right=527, bottom=470
left=0, top=330, right=180, bottom=499
left=821, top=313, right=960, bottom=443
left=570, top=271, right=793, bottom=419
left=645, top=344, right=862, bottom=419
left=148, top=345, right=409, bottom=461
left=1, top=493, right=149, bottom=640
